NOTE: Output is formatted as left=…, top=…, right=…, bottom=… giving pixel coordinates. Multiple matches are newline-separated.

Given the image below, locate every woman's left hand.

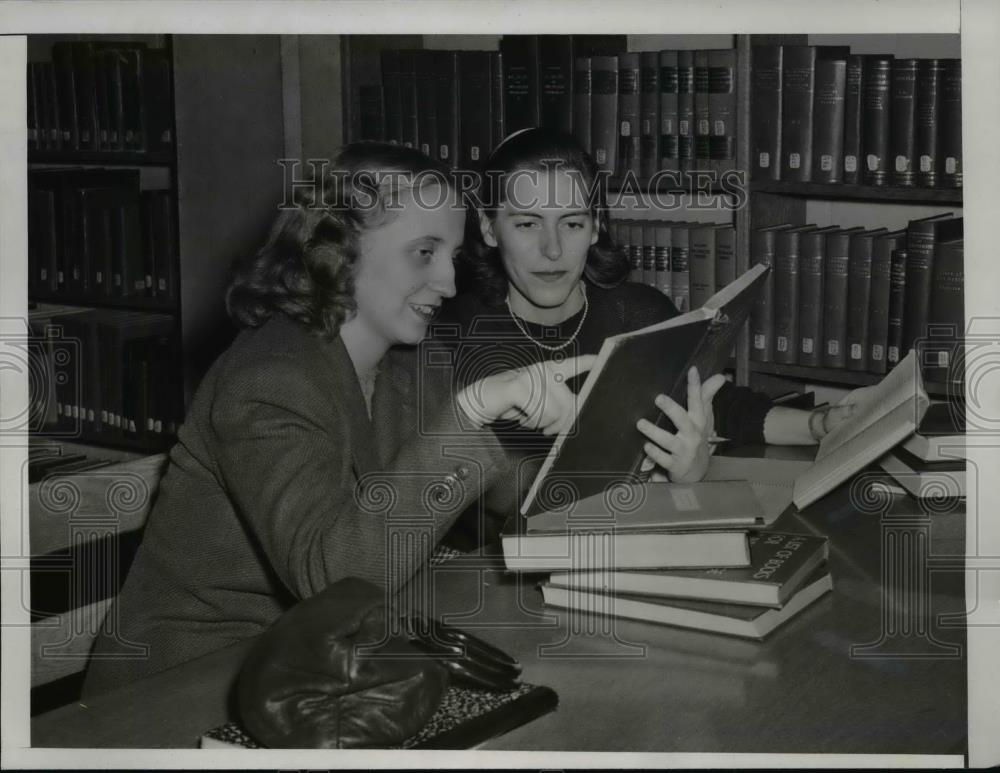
left=636, top=367, right=727, bottom=484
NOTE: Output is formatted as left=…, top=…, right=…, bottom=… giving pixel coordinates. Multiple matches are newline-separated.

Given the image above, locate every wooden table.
left=32, top=466, right=968, bottom=753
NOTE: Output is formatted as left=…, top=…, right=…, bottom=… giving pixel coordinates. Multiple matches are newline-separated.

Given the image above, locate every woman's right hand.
left=457, top=354, right=597, bottom=436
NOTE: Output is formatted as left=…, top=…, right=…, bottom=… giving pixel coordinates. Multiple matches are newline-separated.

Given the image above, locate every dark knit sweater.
left=436, top=281, right=773, bottom=549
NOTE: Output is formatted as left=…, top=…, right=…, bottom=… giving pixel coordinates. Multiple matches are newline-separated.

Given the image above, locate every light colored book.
left=877, top=449, right=966, bottom=499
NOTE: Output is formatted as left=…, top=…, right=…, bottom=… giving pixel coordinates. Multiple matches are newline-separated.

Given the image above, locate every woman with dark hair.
left=440, top=127, right=873, bottom=549
left=82, top=142, right=592, bottom=694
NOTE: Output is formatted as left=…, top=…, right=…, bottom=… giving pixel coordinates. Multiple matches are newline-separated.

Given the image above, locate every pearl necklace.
left=505, top=284, right=589, bottom=353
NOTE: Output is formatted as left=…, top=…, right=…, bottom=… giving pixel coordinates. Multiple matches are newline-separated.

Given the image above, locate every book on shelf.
left=670, top=219, right=691, bottom=312
left=547, top=531, right=829, bottom=608
left=867, top=229, right=907, bottom=376
left=381, top=49, right=402, bottom=145
left=842, top=54, right=864, bottom=184
left=796, top=225, right=836, bottom=367
left=617, top=52, right=641, bottom=179
left=693, top=50, right=710, bottom=173
left=889, top=58, right=919, bottom=187
left=641, top=222, right=656, bottom=287
left=573, top=55, right=592, bottom=153
left=490, top=51, right=504, bottom=150
left=639, top=51, right=660, bottom=180
left=676, top=50, right=695, bottom=173
left=792, top=348, right=930, bottom=509
left=457, top=50, right=492, bottom=166
left=902, top=214, right=962, bottom=355
left=540, top=566, right=833, bottom=640
left=820, top=226, right=863, bottom=369
left=590, top=54, right=619, bottom=175
left=885, top=247, right=908, bottom=368
left=658, top=49, right=679, bottom=173
left=415, top=51, right=439, bottom=160
left=939, top=58, right=962, bottom=188
left=688, top=222, right=723, bottom=309
left=519, top=263, right=769, bottom=520
left=707, top=48, right=737, bottom=179
left=862, top=53, right=893, bottom=186
left=915, top=58, right=943, bottom=188
left=653, top=221, right=672, bottom=298
left=811, top=56, right=846, bottom=184
left=750, top=44, right=783, bottom=181
left=537, top=35, right=574, bottom=134
left=923, top=237, right=964, bottom=385
left=201, top=681, right=559, bottom=750
left=749, top=223, right=794, bottom=364
left=877, top=447, right=966, bottom=499
left=845, top=227, right=888, bottom=373
left=899, top=401, right=966, bottom=462
left=397, top=49, right=420, bottom=149
left=501, top=35, right=540, bottom=135
left=772, top=224, right=817, bottom=365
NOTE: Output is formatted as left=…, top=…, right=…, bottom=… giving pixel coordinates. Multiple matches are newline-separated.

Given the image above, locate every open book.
left=520, top=263, right=770, bottom=519
left=792, top=349, right=930, bottom=509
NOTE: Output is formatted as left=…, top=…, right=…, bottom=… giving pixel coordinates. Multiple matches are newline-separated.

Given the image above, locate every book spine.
left=750, top=227, right=778, bottom=362
left=867, top=234, right=901, bottom=374
left=156, top=190, right=177, bottom=302
left=715, top=225, right=735, bottom=291
left=811, top=58, right=846, bottom=184
left=43, top=61, right=63, bottom=150
left=773, top=229, right=802, bottom=364
left=845, top=232, right=876, bottom=372
left=781, top=46, right=818, bottom=182
left=491, top=51, right=504, bottom=149
left=915, top=59, right=943, bottom=188
left=617, top=52, right=641, bottom=179
left=357, top=85, right=385, bottom=141
left=501, top=35, right=539, bottom=135
left=380, top=50, right=402, bottom=145
left=903, top=220, right=939, bottom=353
left=119, top=49, right=143, bottom=151
left=750, top=45, right=783, bottom=181
left=925, top=239, right=964, bottom=384
left=639, top=51, right=660, bottom=180
left=862, top=55, right=893, bottom=186
left=822, top=230, right=852, bottom=368
left=797, top=229, right=826, bottom=367
left=641, top=222, right=657, bottom=287
left=415, top=51, right=438, bottom=159
left=590, top=55, right=619, bottom=175
left=141, top=48, right=173, bottom=153
left=677, top=51, right=694, bottom=174
left=26, top=63, right=40, bottom=152
left=105, top=50, right=124, bottom=151
left=538, top=35, right=574, bottom=133
left=458, top=51, right=491, bottom=167
left=890, top=58, right=919, bottom=187
left=573, top=57, right=592, bottom=153
left=939, top=58, right=962, bottom=188
left=693, top=50, right=710, bottom=172
left=671, top=223, right=691, bottom=312
left=398, top=50, right=419, bottom=148
left=51, top=43, right=79, bottom=149
left=659, top=50, right=679, bottom=173
left=886, top=248, right=907, bottom=367
left=654, top=222, right=672, bottom=298
left=842, top=55, right=864, bottom=184
left=436, top=51, right=460, bottom=167
left=708, top=49, right=737, bottom=180
left=629, top=222, right=644, bottom=284
left=688, top=225, right=717, bottom=309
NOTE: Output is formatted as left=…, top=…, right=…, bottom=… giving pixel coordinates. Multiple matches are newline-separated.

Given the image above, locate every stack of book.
left=751, top=45, right=962, bottom=189
left=27, top=41, right=173, bottom=155
left=878, top=401, right=966, bottom=499
left=748, top=213, right=963, bottom=384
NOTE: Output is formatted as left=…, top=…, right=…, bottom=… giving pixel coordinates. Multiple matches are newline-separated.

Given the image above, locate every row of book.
left=363, top=38, right=738, bottom=182
left=610, top=218, right=734, bottom=313
left=27, top=41, right=173, bottom=155
left=28, top=168, right=177, bottom=306
left=29, top=304, right=181, bottom=450
left=751, top=45, right=962, bottom=188
left=749, top=214, right=963, bottom=383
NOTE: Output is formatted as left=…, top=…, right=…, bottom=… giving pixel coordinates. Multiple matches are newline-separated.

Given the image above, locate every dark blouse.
left=433, top=280, right=773, bottom=549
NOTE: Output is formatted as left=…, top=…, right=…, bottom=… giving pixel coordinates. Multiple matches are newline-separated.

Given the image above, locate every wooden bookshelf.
left=749, top=179, right=963, bottom=204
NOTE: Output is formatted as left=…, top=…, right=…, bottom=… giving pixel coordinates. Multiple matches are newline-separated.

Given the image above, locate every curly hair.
left=226, top=142, right=458, bottom=338
left=459, top=127, right=629, bottom=307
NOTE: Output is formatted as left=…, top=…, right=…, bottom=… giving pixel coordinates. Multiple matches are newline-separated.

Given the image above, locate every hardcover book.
left=902, top=214, right=962, bottom=354
left=915, top=59, right=943, bottom=188
left=750, top=45, right=783, bottom=181
left=541, top=567, right=833, bottom=640
left=520, top=263, right=770, bottom=519
left=845, top=227, right=888, bottom=372
left=590, top=55, right=619, bottom=175
left=867, top=230, right=906, bottom=375
left=548, top=531, right=829, bottom=608
left=749, top=223, right=794, bottom=363
left=939, top=58, right=962, bottom=188
left=889, top=58, right=919, bottom=187
left=842, top=54, right=864, bottom=184
left=877, top=448, right=966, bottom=499
left=862, top=54, right=893, bottom=186
left=811, top=57, right=846, bottom=184
left=659, top=49, right=679, bottom=173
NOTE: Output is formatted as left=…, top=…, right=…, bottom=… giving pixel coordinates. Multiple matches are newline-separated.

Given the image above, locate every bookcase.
left=340, top=32, right=964, bottom=401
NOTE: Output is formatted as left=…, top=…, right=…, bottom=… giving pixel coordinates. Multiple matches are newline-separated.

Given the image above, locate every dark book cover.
left=110, top=191, right=145, bottom=299
left=915, top=59, right=943, bottom=188
left=862, top=54, right=894, bottom=186
left=34, top=62, right=51, bottom=150
left=715, top=225, right=736, bottom=291
left=774, top=225, right=816, bottom=364
left=380, top=49, right=402, bottom=145
left=573, top=56, right=592, bottom=152
left=433, top=51, right=459, bottom=167
left=811, top=58, right=846, bottom=184
left=889, top=58, right=919, bottom=187
left=780, top=46, right=818, bottom=182
left=939, top=58, right=962, bottom=188
left=91, top=52, right=111, bottom=150
left=842, top=55, right=865, bottom=184
left=522, top=265, right=769, bottom=517
left=689, top=223, right=720, bottom=309
left=56, top=312, right=101, bottom=434
left=590, top=55, right=619, bottom=175
left=676, top=50, right=695, bottom=173
left=845, top=228, right=888, bottom=372
left=490, top=51, right=504, bottom=149
left=141, top=48, right=173, bottom=153
left=797, top=226, right=839, bottom=366
left=903, top=214, right=962, bottom=353
left=639, top=51, right=660, bottom=180
left=654, top=221, right=673, bottom=298
left=538, top=35, right=574, bottom=133
left=671, top=221, right=691, bottom=312
left=749, top=224, right=794, bottom=363
left=628, top=221, right=644, bottom=285
left=659, top=50, right=679, bottom=173
left=500, top=35, right=539, bottom=135
left=924, top=237, right=964, bottom=385
left=868, top=230, right=906, bottom=375
left=28, top=183, right=59, bottom=294
left=357, top=84, right=386, bottom=142
left=822, top=226, right=864, bottom=368
left=397, top=49, right=419, bottom=149
left=27, top=62, right=40, bottom=152
left=916, top=400, right=965, bottom=435
left=101, top=49, right=124, bottom=150
left=149, top=189, right=178, bottom=302
left=118, top=47, right=144, bottom=151
left=571, top=35, right=628, bottom=58
left=51, top=43, right=79, bottom=149
left=88, top=190, right=114, bottom=300
left=642, top=222, right=657, bottom=288
left=886, top=248, right=907, bottom=367
left=42, top=61, right=62, bottom=150
left=415, top=50, right=438, bottom=158
left=750, top=45, right=783, bottom=181
left=458, top=50, right=492, bottom=168
left=708, top=48, right=737, bottom=179
left=617, top=52, right=641, bottom=179
left=693, top=49, right=711, bottom=171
